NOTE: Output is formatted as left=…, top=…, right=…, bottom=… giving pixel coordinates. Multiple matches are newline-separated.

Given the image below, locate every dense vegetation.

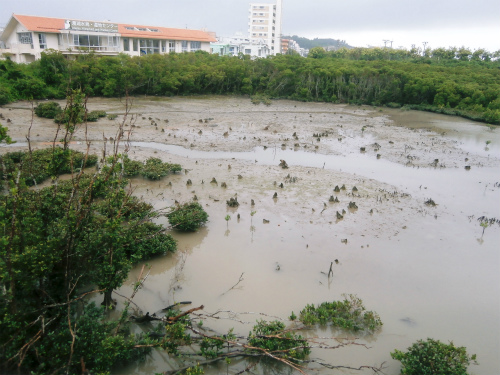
left=1, top=46, right=499, bottom=124
left=298, top=294, right=383, bottom=333
left=391, top=338, right=478, bottom=375
left=283, top=35, right=351, bottom=50
left=0, top=96, right=180, bottom=373
left=167, top=202, right=209, bottom=231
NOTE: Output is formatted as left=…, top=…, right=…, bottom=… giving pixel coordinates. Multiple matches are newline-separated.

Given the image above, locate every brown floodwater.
left=2, top=97, right=499, bottom=374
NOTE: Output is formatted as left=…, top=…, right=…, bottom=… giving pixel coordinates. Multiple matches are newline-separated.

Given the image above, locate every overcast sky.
left=1, top=0, right=499, bottom=51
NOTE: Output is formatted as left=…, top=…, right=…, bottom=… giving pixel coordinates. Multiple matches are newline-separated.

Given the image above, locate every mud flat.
left=2, top=96, right=499, bottom=374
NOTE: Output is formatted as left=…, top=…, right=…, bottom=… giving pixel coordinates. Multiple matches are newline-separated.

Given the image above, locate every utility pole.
left=383, top=39, right=389, bottom=48
left=422, top=41, right=428, bottom=56
left=389, top=40, right=393, bottom=48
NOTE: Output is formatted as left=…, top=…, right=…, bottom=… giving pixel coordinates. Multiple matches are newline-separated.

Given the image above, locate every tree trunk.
left=101, top=289, right=116, bottom=308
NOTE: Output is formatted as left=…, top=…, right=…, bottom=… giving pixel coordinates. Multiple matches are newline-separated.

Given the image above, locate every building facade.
left=212, top=33, right=270, bottom=58
left=0, top=14, right=216, bottom=63
left=248, top=0, right=282, bottom=55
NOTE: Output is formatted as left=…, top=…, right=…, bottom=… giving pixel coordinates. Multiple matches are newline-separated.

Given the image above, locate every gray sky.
left=1, top=0, right=499, bottom=51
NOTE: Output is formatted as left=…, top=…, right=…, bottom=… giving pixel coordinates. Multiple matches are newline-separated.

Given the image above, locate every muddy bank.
left=1, top=96, right=499, bottom=374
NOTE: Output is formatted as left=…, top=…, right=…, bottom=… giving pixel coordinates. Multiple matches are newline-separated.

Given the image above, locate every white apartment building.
left=248, top=0, right=282, bottom=55
left=0, top=14, right=216, bottom=63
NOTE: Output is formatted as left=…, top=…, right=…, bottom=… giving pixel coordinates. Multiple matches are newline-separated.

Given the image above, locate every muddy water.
left=2, top=97, right=499, bottom=374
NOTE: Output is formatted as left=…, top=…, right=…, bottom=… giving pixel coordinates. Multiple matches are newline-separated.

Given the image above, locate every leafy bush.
left=298, top=294, right=382, bottom=333
left=167, top=202, right=209, bottom=231
left=141, top=157, right=181, bottom=180
left=123, top=155, right=144, bottom=177
left=86, top=110, right=106, bottom=122
left=34, top=101, right=62, bottom=119
left=0, top=86, right=13, bottom=105
left=391, top=338, right=477, bottom=375
left=1, top=148, right=98, bottom=186
left=248, top=320, right=310, bottom=360
left=126, top=222, right=177, bottom=261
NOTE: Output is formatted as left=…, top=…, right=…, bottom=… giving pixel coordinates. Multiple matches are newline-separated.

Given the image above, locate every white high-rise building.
left=248, top=0, right=282, bottom=55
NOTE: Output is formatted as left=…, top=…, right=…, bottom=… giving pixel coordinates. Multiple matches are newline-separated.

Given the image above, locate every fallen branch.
left=221, top=272, right=244, bottom=295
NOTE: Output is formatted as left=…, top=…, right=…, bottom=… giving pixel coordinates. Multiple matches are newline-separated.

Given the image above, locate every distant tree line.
left=282, top=35, right=352, bottom=50
left=0, top=47, right=499, bottom=124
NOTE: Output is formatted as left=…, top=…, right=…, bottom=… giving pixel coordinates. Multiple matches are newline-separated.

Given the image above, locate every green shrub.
left=1, top=148, right=98, bottom=186
left=86, top=110, right=104, bottom=122
left=108, top=114, right=118, bottom=120
left=126, top=222, right=177, bottom=261
left=141, top=157, right=180, bottom=180
left=248, top=320, right=310, bottom=360
left=298, top=294, right=382, bottom=333
left=167, top=202, right=209, bottom=231
left=34, top=101, right=62, bottom=119
left=0, top=86, right=13, bottom=105
left=391, top=338, right=477, bottom=375
left=123, top=155, right=143, bottom=177
left=386, top=102, right=402, bottom=108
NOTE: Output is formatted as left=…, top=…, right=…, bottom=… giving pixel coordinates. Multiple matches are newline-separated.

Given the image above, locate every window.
left=73, top=34, right=100, bottom=48
left=139, top=39, right=160, bottom=54
left=18, top=32, right=33, bottom=46
left=108, top=36, right=119, bottom=47
left=38, top=33, right=47, bottom=49
left=245, top=49, right=251, bottom=54
left=190, top=41, right=201, bottom=51
left=123, top=38, right=130, bottom=51
left=169, top=41, right=175, bottom=52
left=133, top=39, right=138, bottom=51
left=181, top=41, right=188, bottom=52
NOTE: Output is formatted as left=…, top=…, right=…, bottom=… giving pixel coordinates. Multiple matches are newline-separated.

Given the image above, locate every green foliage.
left=199, top=329, right=235, bottom=359
left=248, top=320, right=311, bottom=360
left=308, top=46, right=327, bottom=59
left=141, top=157, right=181, bottom=180
left=1, top=49, right=499, bottom=123
left=54, top=90, right=86, bottom=128
left=298, top=294, right=382, bottom=333
left=27, top=302, right=152, bottom=374
left=123, top=154, right=144, bottom=176
left=0, top=122, right=14, bottom=144
left=284, top=35, right=351, bottom=50
left=183, top=365, right=204, bottom=375
left=34, top=101, right=63, bottom=119
left=0, top=145, right=175, bottom=373
left=86, top=110, right=102, bottom=122
left=391, top=338, right=477, bottom=375
left=0, top=148, right=98, bottom=186
left=167, top=202, right=209, bottom=231
left=0, top=85, right=13, bottom=105
left=251, top=94, right=272, bottom=105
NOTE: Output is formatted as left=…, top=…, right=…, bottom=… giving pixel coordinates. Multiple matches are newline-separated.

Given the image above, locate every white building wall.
left=1, top=17, right=213, bottom=62
left=248, top=1, right=282, bottom=55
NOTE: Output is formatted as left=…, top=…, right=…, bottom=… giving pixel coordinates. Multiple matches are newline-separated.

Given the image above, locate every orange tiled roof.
left=14, top=14, right=65, bottom=33
left=118, top=24, right=216, bottom=42
left=12, top=14, right=216, bottom=42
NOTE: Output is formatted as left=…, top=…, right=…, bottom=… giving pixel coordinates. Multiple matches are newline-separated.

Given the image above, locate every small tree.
left=167, top=202, right=209, bottom=231
left=391, top=338, right=477, bottom=375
